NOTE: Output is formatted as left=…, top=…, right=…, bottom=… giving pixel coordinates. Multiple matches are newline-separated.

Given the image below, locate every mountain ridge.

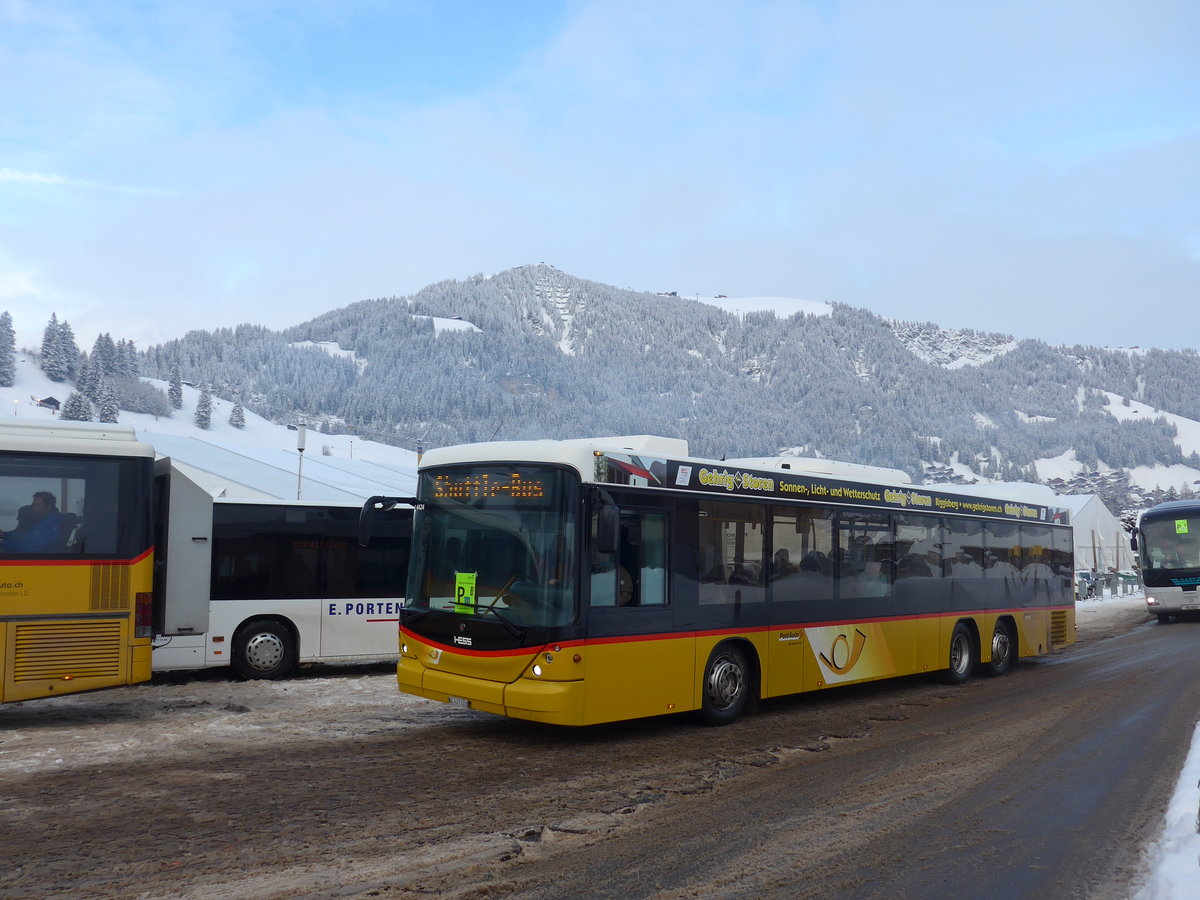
left=123, top=263, right=1200, bottom=516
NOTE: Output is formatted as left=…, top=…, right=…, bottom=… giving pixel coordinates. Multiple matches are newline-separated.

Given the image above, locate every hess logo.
left=453, top=635, right=473, bottom=647
left=819, top=628, right=867, bottom=675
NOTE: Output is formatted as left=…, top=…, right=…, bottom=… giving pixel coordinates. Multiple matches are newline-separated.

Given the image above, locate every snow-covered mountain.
left=14, top=264, right=1200, bottom=517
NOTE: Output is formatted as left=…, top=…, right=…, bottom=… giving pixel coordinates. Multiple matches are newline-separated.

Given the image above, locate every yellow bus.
left=365, top=435, right=1076, bottom=726
left=0, top=420, right=155, bottom=703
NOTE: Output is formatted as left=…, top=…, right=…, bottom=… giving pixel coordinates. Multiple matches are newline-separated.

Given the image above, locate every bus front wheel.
left=982, top=619, right=1015, bottom=677
left=942, top=623, right=975, bottom=685
left=232, top=620, right=297, bottom=680
left=701, top=644, right=751, bottom=726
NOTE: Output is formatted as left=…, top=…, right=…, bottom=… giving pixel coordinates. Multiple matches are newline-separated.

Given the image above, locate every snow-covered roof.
left=148, top=432, right=415, bottom=502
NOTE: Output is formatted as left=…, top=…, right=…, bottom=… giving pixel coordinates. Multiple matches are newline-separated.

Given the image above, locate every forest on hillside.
left=14, top=265, right=1200, bottom=516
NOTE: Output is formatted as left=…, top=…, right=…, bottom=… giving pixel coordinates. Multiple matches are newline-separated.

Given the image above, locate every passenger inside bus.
left=589, top=535, right=633, bottom=607
left=772, top=548, right=797, bottom=578
left=0, top=492, right=69, bottom=553
left=1157, top=534, right=1193, bottom=568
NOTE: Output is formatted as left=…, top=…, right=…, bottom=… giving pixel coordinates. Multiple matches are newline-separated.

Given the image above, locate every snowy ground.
left=1, top=590, right=1195, bottom=896
left=1075, top=591, right=1200, bottom=898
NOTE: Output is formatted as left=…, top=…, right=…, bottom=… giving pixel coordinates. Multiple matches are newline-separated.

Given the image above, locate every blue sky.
left=1, top=0, right=1197, bottom=351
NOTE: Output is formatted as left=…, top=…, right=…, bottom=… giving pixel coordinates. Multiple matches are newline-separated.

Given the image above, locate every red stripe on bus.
left=0, top=546, right=154, bottom=567
left=404, top=603, right=1074, bottom=656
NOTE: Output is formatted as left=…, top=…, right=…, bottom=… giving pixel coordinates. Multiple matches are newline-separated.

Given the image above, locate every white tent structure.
left=141, top=432, right=417, bottom=503
left=1057, top=494, right=1129, bottom=573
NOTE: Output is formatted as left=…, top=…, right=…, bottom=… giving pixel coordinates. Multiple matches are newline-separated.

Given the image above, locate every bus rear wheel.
left=982, top=619, right=1015, bottom=677
left=232, top=620, right=297, bottom=680
left=701, top=644, right=751, bottom=726
left=942, top=622, right=974, bottom=685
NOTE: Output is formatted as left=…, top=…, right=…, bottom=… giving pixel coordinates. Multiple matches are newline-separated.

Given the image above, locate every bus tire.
left=701, top=644, right=751, bottom=726
left=982, top=619, right=1015, bottom=677
left=942, top=622, right=974, bottom=685
left=232, top=620, right=297, bottom=680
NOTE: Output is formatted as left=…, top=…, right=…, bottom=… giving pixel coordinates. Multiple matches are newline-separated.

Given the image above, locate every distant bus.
left=152, top=465, right=411, bottom=679
left=0, top=421, right=155, bottom=703
left=365, top=435, right=1076, bottom=727
left=1132, top=500, right=1200, bottom=622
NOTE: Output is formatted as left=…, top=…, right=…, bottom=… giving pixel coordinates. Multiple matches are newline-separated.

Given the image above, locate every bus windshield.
left=408, top=466, right=577, bottom=628
left=1139, top=511, right=1200, bottom=586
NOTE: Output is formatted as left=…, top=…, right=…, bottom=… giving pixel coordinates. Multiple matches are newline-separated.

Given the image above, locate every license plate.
left=447, top=696, right=471, bottom=710
left=1182, top=604, right=1200, bottom=611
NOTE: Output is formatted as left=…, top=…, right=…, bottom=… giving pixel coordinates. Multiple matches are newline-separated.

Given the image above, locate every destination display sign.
left=422, top=466, right=568, bottom=509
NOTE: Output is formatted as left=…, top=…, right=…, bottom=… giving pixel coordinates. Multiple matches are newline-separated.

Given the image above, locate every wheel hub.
left=707, top=657, right=744, bottom=710
left=244, top=633, right=285, bottom=672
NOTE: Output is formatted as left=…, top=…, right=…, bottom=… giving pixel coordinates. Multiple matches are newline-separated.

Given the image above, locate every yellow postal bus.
left=0, top=421, right=155, bottom=703
left=366, top=435, right=1075, bottom=726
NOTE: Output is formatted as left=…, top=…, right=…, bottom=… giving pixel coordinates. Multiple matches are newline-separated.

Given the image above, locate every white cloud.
left=0, top=168, right=176, bottom=196
left=0, top=0, right=1196, bottom=351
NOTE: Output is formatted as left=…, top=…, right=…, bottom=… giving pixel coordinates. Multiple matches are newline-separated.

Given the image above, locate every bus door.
left=692, top=500, right=770, bottom=698
left=766, top=506, right=833, bottom=696
left=584, top=499, right=687, bottom=722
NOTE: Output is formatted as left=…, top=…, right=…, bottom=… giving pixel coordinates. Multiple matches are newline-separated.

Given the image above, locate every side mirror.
left=595, top=502, right=620, bottom=556
left=359, top=495, right=416, bottom=547
left=1130, top=534, right=1138, bottom=552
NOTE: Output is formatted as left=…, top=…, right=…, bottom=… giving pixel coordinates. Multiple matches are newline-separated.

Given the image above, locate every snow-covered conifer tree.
left=195, top=385, right=212, bottom=430
left=168, top=363, right=183, bottom=410
left=76, top=355, right=98, bottom=402
left=229, top=399, right=245, bottom=429
left=60, top=392, right=93, bottom=422
left=91, top=334, right=117, bottom=378
left=56, top=319, right=80, bottom=380
left=41, top=314, right=68, bottom=382
left=0, top=311, right=15, bottom=387
left=116, top=339, right=139, bottom=377
left=40, top=313, right=58, bottom=358
left=97, top=378, right=120, bottom=423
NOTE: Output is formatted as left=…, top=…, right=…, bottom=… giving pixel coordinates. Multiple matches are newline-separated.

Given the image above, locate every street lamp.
left=296, top=425, right=306, bottom=500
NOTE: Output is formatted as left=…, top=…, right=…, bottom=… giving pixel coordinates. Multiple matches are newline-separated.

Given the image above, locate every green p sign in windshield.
left=454, top=572, right=477, bottom=614
left=1177, top=520, right=1190, bottom=535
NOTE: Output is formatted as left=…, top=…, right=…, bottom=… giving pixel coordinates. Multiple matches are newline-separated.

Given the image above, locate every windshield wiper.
left=399, top=607, right=434, bottom=626
left=473, top=604, right=528, bottom=641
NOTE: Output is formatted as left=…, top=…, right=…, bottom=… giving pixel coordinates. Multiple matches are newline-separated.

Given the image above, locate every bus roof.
left=418, top=435, right=1069, bottom=526
left=725, top=456, right=912, bottom=484
left=0, top=419, right=155, bottom=459
left=1137, top=500, right=1200, bottom=525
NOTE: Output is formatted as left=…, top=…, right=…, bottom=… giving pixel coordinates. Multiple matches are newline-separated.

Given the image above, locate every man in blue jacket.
left=1, top=491, right=66, bottom=553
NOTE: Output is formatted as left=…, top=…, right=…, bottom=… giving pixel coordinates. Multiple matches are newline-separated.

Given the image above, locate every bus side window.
left=593, top=510, right=668, bottom=608
left=636, top=512, right=667, bottom=606
left=697, top=501, right=765, bottom=606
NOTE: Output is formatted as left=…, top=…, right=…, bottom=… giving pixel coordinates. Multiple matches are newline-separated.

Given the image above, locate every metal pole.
left=296, top=425, right=306, bottom=500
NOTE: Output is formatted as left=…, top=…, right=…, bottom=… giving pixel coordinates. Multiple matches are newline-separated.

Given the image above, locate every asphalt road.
left=0, top=602, right=1194, bottom=899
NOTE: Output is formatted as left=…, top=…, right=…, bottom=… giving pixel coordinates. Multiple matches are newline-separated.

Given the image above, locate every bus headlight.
left=532, top=664, right=543, bottom=677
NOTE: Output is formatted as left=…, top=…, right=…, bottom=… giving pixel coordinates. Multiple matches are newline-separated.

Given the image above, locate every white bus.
left=152, top=464, right=411, bottom=678
left=1132, top=500, right=1200, bottom=622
